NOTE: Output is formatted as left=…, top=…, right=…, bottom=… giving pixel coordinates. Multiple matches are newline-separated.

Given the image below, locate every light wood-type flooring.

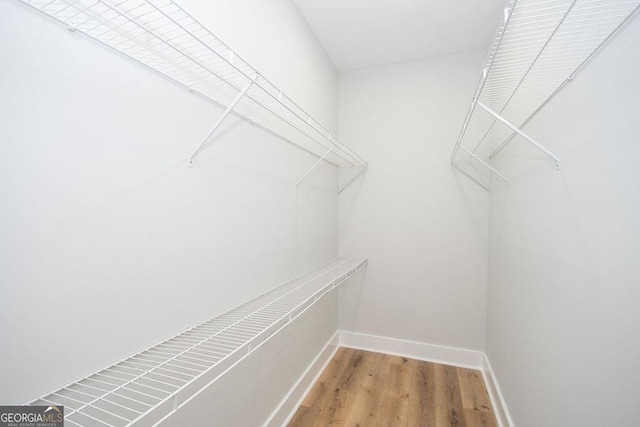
left=288, top=348, right=498, bottom=427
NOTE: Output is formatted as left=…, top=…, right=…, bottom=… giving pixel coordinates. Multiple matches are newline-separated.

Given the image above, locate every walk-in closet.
left=1, top=0, right=639, bottom=426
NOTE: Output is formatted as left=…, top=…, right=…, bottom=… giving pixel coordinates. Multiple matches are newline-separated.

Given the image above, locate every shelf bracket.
left=296, top=146, right=334, bottom=188
left=189, top=73, right=259, bottom=167
left=337, top=165, right=368, bottom=194
left=477, top=102, right=560, bottom=170
left=459, top=146, right=510, bottom=185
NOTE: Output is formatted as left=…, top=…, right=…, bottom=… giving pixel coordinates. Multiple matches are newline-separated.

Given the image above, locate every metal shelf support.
left=296, top=145, right=334, bottom=187
left=476, top=102, right=560, bottom=170
left=461, top=146, right=510, bottom=185
left=189, top=74, right=259, bottom=167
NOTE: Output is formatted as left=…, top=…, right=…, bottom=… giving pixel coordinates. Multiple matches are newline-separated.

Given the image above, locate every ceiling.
left=293, top=0, right=506, bottom=72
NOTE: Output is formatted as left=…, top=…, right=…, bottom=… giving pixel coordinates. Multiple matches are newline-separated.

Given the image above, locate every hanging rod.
left=16, top=0, right=368, bottom=192
left=451, top=0, right=640, bottom=190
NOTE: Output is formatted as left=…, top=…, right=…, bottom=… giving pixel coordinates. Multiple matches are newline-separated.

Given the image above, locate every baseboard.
left=262, top=330, right=340, bottom=427
left=269, top=330, right=514, bottom=427
left=338, top=330, right=485, bottom=369
left=481, top=354, right=514, bottom=427
left=339, top=331, right=514, bottom=427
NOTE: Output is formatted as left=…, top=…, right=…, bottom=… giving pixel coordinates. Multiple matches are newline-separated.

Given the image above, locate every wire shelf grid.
left=28, top=257, right=367, bottom=426
left=16, top=0, right=367, bottom=189
left=451, top=0, right=640, bottom=190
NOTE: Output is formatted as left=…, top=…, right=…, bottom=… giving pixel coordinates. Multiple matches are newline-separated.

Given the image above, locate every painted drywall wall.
left=338, top=51, right=490, bottom=351
left=0, top=0, right=339, bottom=404
left=487, top=16, right=640, bottom=427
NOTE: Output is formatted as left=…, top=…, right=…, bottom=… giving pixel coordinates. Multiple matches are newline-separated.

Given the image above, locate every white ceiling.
left=293, top=0, right=506, bottom=72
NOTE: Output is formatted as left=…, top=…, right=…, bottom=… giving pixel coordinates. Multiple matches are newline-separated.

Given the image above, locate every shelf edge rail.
left=450, top=0, right=640, bottom=191
left=15, top=0, right=368, bottom=193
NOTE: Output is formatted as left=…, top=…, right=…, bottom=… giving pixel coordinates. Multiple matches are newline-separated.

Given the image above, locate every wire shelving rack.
left=451, top=0, right=640, bottom=190
left=27, top=258, right=367, bottom=427
left=16, top=0, right=368, bottom=193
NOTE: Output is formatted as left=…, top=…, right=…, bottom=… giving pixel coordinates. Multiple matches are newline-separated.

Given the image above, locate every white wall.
left=487, top=16, right=640, bottom=427
left=338, top=51, right=490, bottom=351
left=0, top=0, right=339, bottom=404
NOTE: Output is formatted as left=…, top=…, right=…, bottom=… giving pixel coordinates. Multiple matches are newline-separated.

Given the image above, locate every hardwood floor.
left=288, top=348, right=498, bottom=427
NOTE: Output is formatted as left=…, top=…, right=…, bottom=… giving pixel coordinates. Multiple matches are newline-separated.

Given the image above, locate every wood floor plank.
left=434, top=363, right=450, bottom=426
left=342, top=350, right=386, bottom=426
left=394, top=357, right=413, bottom=421
left=467, top=369, right=498, bottom=427
left=288, top=349, right=498, bottom=427
left=378, top=356, right=411, bottom=426
left=457, top=368, right=478, bottom=411
left=443, top=364, right=466, bottom=426
left=301, top=347, right=352, bottom=406
left=469, top=370, right=494, bottom=417
left=318, top=349, right=374, bottom=427
left=288, top=405, right=315, bottom=427
left=336, top=348, right=367, bottom=392
left=464, top=408, right=498, bottom=427
left=457, top=368, right=494, bottom=417
left=289, top=347, right=352, bottom=427
left=312, top=388, right=348, bottom=427
left=409, top=359, right=436, bottom=427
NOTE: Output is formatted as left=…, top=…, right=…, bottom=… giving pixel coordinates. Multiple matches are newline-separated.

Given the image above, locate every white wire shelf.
left=16, top=0, right=367, bottom=193
left=451, top=0, right=640, bottom=190
left=27, top=257, right=367, bottom=427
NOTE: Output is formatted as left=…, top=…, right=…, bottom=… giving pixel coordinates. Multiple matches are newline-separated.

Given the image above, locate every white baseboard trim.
left=338, top=330, right=484, bottom=369
left=338, top=331, right=513, bottom=427
left=270, top=330, right=514, bottom=427
left=263, top=330, right=340, bottom=427
left=481, top=354, right=514, bottom=427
